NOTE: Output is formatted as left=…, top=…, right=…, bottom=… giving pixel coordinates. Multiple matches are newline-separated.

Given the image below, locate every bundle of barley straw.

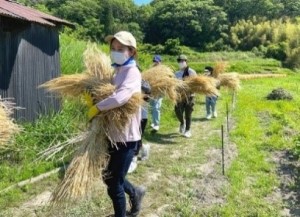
left=212, top=61, right=228, bottom=78
left=142, top=64, right=185, bottom=103
left=0, top=97, right=21, bottom=149
left=218, top=73, right=241, bottom=91
left=172, top=76, right=219, bottom=103
left=183, top=75, right=220, bottom=97
left=40, top=45, right=143, bottom=203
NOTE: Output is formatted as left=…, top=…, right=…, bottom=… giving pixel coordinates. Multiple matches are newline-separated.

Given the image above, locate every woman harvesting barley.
left=87, top=31, right=145, bottom=217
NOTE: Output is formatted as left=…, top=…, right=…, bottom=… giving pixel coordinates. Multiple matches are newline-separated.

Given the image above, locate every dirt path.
left=270, top=151, right=300, bottom=217
left=136, top=105, right=238, bottom=216
left=2, top=191, right=52, bottom=217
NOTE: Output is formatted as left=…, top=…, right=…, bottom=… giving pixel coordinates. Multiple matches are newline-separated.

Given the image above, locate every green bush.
left=163, top=38, right=182, bottom=55
left=285, top=47, right=300, bottom=69
left=139, top=43, right=164, bottom=55
left=266, top=43, right=288, bottom=61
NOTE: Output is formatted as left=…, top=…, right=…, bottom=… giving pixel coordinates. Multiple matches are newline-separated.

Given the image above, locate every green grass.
left=60, top=33, right=109, bottom=74
left=0, top=100, right=85, bottom=210
left=220, top=74, right=300, bottom=216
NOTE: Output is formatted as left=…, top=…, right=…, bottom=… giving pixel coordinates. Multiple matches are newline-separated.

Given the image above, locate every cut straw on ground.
left=238, top=73, right=287, bottom=80
left=0, top=98, right=21, bottom=149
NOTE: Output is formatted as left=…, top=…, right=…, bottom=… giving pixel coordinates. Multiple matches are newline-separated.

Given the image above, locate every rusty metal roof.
left=0, top=0, right=73, bottom=27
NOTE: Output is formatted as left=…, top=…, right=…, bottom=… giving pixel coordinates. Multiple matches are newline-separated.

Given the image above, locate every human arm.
left=188, top=68, right=197, bottom=76
left=96, top=68, right=141, bottom=111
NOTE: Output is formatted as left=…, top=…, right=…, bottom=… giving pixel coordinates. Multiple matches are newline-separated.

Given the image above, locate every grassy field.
left=0, top=36, right=299, bottom=216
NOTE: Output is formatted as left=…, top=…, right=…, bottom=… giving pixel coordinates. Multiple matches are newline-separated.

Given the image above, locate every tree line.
left=18, top=0, right=300, bottom=68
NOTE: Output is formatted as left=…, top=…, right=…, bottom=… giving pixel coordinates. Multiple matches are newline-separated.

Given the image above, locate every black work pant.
left=102, top=141, right=138, bottom=217
left=136, top=118, right=148, bottom=155
left=174, top=97, right=195, bottom=131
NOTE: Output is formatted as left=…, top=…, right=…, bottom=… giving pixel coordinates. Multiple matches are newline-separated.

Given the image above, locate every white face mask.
left=179, top=61, right=187, bottom=69
left=111, top=51, right=130, bottom=65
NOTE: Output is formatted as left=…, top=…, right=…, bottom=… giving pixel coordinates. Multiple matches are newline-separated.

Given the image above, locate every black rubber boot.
left=127, top=186, right=146, bottom=217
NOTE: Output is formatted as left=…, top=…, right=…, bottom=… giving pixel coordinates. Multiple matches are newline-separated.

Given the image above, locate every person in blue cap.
left=204, top=66, right=220, bottom=119
left=150, top=55, right=163, bottom=132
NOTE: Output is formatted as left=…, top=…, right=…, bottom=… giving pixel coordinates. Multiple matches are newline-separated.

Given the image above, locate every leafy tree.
left=45, top=0, right=104, bottom=41
left=145, top=0, right=227, bottom=49
left=218, top=0, right=283, bottom=22
left=102, top=3, right=114, bottom=36
left=278, top=0, right=300, bottom=17
left=164, top=38, right=182, bottom=55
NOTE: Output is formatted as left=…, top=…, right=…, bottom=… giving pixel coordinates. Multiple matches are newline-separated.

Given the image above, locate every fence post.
left=226, top=102, right=229, bottom=135
left=221, top=125, right=225, bottom=175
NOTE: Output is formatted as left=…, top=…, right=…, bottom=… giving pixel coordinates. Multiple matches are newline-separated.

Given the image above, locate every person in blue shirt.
left=150, top=55, right=163, bottom=132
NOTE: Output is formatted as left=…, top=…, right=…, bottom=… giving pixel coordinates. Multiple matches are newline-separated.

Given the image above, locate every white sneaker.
left=206, top=114, right=212, bottom=119
left=179, top=124, right=185, bottom=134
left=128, top=156, right=138, bottom=173
left=150, top=123, right=155, bottom=128
left=140, top=144, right=150, bottom=161
left=152, top=125, right=159, bottom=131
left=184, top=130, right=191, bottom=138
left=213, top=111, right=217, bottom=118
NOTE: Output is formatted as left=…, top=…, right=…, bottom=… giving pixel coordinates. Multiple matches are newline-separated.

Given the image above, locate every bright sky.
left=134, top=0, right=152, bottom=5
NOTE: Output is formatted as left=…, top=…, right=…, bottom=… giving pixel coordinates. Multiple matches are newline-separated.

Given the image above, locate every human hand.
left=83, top=91, right=94, bottom=108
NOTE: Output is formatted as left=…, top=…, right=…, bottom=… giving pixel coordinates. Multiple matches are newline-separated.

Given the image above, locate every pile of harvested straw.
left=238, top=73, right=287, bottom=80
left=217, top=72, right=287, bottom=91
left=40, top=45, right=142, bottom=202
left=0, top=98, right=21, bottom=148
left=142, top=64, right=184, bottom=103
left=218, top=73, right=241, bottom=91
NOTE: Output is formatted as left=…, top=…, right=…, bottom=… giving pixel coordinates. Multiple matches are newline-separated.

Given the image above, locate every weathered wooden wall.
left=0, top=20, right=61, bottom=122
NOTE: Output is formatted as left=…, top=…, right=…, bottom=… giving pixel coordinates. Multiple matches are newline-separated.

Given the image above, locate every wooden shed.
left=0, top=0, right=73, bottom=121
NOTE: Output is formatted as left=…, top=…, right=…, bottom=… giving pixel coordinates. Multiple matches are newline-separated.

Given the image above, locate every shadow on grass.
left=143, top=130, right=181, bottom=145
left=192, top=117, right=209, bottom=122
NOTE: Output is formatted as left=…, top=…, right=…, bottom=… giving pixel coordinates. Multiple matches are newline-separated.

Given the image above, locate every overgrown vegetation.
left=15, top=0, right=300, bottom=68
left=0, top=100, right=85, bottom=209
left=229, top=18, right=300, bottom=68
